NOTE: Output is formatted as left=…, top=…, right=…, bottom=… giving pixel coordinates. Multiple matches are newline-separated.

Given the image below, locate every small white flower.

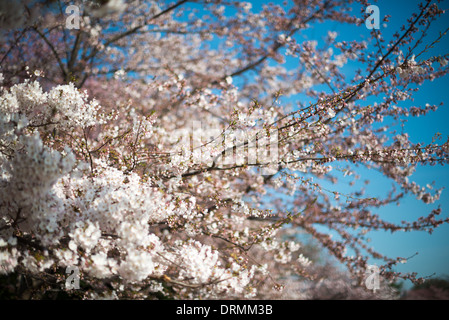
left=33, top=70, right=43, bottom=77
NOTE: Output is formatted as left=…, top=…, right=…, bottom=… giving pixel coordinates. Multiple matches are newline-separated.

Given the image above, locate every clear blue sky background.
left=188, top=0, right=449, bottom=288
left=302, top=0, right=449, bottom=288
left=319, top=0, right=449, bottom=289
left=237, top=0, right=449, bottom=288
left=356, top=0, right=449, bottom=289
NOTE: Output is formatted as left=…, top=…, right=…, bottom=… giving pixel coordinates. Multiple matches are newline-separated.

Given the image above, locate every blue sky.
left=331, top=0, right=449, bottom=288
left=186, top=0, right=449, bottom=288
left=295, top=0, right=449, bottom=288
left=231, top=0, right=449, bottom=288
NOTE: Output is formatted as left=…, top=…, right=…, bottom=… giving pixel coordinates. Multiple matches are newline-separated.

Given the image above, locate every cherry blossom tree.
left=1, top=0, right=449, bottom=299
